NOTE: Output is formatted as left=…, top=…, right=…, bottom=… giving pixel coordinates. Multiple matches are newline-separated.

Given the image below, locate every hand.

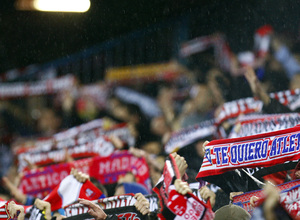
left=78, top=198, right=107, bottom=220
left=250, top=196, right=259, bottom=208
left=71, top=168, right=90, bottom=183
left=134, top=193, right=150, bottom=215
left=2, top=177, right=27, bottom=204
left=7, top=201, right=25, bottom=220
left=174, top=179, right=192, bottom=195
left=64, top=148, right=74, bottom=163
left=109, top=135, right=124, bottom=149
left=52, top=211, right=66, bottom=220
left=129, top=147, right=147, bottom=158
left=263, top=182, right=280, bottom=220
left=34, top=199, right=51, bottom=220
left=199, top=186, right=216, bottom=208
left=229, top=191, right=244, bottom=201
left=244, top=67, right=270, bottom=105
left=171, top=152, right=188, bottom=178
left=24, top=157, right=38, bottom=169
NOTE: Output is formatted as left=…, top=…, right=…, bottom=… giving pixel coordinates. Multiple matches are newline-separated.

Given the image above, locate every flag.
left=44, top=175, right=104, bottom=211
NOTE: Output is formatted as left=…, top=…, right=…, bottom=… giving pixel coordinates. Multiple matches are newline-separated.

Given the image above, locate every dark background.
left=0, top=0, right=300, bottom=74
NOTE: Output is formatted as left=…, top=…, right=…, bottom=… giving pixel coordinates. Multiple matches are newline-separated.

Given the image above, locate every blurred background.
left=0, top=0, right=299, bottom=82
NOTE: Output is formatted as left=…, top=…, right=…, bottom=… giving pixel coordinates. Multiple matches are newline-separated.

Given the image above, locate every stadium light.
left=33, top=0, right=90, bottom=12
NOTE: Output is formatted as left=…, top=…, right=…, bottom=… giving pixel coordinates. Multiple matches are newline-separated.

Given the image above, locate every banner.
left=19, top=151, right=151, bottom=198
left=90, top=151, right=151, bottom=193
left=105, top=61, right=187, bottom=84
left=232, top=179, right=300, bottom=215
left=229, top=113, right=300, bottom=138
left=19, top=158, right=92, bottom=198
left=0, top=74, right=76, bottom=99
left=165, top=119, right=215, bottom=154
left=197, top=125, right=300, bottom=179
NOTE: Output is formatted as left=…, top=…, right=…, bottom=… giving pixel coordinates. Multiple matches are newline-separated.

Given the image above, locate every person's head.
left=290, top=74, right=300, bottom=90
left=150, top=116, right=171, bottom=137
left=76, top=97, right=99, bottom=122
left=214, top=204, right=251, bottom=220
left=117, top=172, right=136, bottom=184
left=141, top=141, right=162, bottom=155
left=37, top=108, right=61, bottom=135
left=114, top=182, right=149, bottom=196
left=90, top=177, right=108, bottom=197
left=192, top=84, right=214, bottom=113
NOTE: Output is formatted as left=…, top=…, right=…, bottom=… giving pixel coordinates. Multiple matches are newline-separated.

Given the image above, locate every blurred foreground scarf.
left=44, top=175, right=104, bottom=211
left=153, top=154, right=214, bottom=220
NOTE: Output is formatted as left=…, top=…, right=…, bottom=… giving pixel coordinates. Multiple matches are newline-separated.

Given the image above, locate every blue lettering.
left=237, top=144, right=244, bottom=162
left=248, top=143, right=255, bottom=160
left=244, top=144, right=249, bottom=161
left=254, top=141, right=262, bottom=159
left=290, top=134, right=296, bottom=152
left=296, top=133, right=300, bottom=151
left=261, top=140, right=268, bottom=158
left=270, top=139, right=277, bottom=157
left=221, top=147, right=228, bottom=164
left=214, top=147, right=222, bottom=165
left=231, top=145, right=237, bottom=164
left=277, top=137, right=284, bottom=155
left=282, top=136, right=289, bottom=154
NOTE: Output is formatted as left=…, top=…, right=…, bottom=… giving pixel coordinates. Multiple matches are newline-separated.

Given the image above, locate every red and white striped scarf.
left=154, top=155, right=214, bottom=220
left=232, top=179, right=300, bottom=215
left=229, top=113, right=300, bottom=138
left=0, top=74, right=76, bottom=99
left=215, top=89, right=300, bottom=127
left=197, top=125, right=300, bottom=179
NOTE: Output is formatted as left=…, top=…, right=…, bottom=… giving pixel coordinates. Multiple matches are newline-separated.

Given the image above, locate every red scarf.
left=197, top=125, right=300, bottom=179
left=232, top=179, right=300, bottom=215
left=19, top=151, right=151, bottom=198
left=153, top=155, right=214, bottom=220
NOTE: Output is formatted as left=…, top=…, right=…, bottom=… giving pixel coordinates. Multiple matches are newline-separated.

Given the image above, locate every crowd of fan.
left=0, top=29, right=300, bottom=220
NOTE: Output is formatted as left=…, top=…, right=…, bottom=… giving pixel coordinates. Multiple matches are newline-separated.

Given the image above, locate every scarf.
left=44, top=175, right=103, bottom=211
left=19, top=151, right=151, bottom=198
left=215, top=89, right=300, bottom=127
left=0, top=74, right=75, bottom=99
left=164, top=119, right=215, bottom=154
left=229, top=113, right=300, bottom=138
left=153, top=154, right=214, bottom=220
left=197, top=125, right=300, bottom=179
left=17, top=136, right=115, bottom=171
left=232, top=179, right=300, bottom=215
